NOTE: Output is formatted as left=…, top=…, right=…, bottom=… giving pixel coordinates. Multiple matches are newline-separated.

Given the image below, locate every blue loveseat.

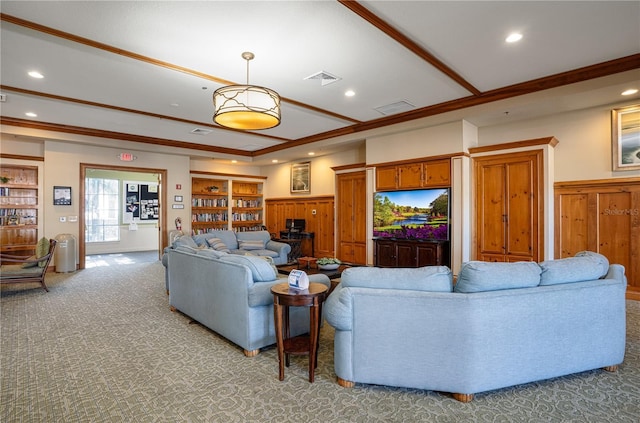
left=166, top=245, right=330, bottom=356
left=324, top=252, right=627, bottom=401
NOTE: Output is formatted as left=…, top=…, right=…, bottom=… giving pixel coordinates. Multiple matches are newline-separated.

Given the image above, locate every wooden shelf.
left=0, top=165, right=39, bottom=261
left=191, top=177, right=264, bottom=233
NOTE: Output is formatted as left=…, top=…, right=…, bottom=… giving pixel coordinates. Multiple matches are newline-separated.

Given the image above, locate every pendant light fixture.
left=213, top=52, right=281, bottom=130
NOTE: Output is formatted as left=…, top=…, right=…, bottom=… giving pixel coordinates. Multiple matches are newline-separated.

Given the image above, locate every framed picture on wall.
left=612, top=104, right=640, bottom=171
left=291, top=162, right=311, bottom=193
left=53, top=186, right=72, bottom=205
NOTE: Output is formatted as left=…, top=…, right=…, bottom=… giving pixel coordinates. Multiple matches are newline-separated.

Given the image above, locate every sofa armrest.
left=325, top=286, right=353, bottom=331
left=266, top=239, right=291, bottom=258
left=605, top=264, right=627, bottom=286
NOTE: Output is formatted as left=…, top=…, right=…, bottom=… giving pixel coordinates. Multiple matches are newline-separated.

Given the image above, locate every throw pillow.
left=454, top=261, right=541, bottom=293
left=36, top=237, right=49, bottom=268
left=238, top=240, right=265, bottom=250
left=257, top=255, right=278, bottom=276
left=220, top=254, right=277, bottom=282
left=206, top=237, right=230, bottom=253
left=539, top=251, right=609, bottom=285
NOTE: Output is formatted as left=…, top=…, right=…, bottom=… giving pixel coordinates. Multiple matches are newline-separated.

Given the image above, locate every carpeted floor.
left=1, top=259, right=639, bottom=422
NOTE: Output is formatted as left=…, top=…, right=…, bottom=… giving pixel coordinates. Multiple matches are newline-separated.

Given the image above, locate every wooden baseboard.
left=626, top=290, right=640, bottom=301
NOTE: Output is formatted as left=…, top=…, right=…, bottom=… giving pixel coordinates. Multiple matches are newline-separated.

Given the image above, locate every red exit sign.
left=118, top=152, right=137, bottom=162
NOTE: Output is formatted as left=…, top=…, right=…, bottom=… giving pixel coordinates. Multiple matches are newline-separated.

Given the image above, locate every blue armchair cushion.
left=341, top=266, right=453, bottom=292
left=206, top=237, right=230, bottom=253
left=539, top=251, right=609, bottom=285
left=238, top=239, right=265, bottom=250
left=454, top=261, right=541, bottom=292
left=220, top=254, right=277, bottom=282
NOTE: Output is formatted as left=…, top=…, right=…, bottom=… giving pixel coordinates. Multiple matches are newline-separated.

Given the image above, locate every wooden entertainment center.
left=374, top=238, right=450, bottom=267
left=372, top=156, right=452, bottom=268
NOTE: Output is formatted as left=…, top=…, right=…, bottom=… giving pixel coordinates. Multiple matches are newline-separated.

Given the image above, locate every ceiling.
left=1, top=1, right=639, bottom=166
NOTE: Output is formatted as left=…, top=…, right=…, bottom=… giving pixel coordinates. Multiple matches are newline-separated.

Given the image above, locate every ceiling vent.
left=191, top=128, right=212, bottom=135
left=374, top=100, right=416, bottom=116
left=304, top=71, right=341, bottom=86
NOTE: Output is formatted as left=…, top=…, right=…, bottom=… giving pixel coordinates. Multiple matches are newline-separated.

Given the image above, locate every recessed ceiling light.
left=308, top=152, right=315, bottom=156
left=28, top=71, right=44, bottom=79
left=272, top=159, right=278, bottom=163
left=231, top=160, right=237, bottom=163
left=25, top=112, right=37, bottom=117
left=622, top=89, right=638, bottom=96
left=345, top=90, right=355, bottom=97
left=506, top=33, right=523, bottom=43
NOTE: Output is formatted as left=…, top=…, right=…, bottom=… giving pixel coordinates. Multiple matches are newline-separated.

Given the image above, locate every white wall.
left=479, top=103, right=640, bottom=181
left=261, top=147, right=365, bottom=198
left=366, top=120, right=471, bottom=165
left=0, top=136, right=44, bottom=156
left=43, top=141, right=190, bottom=260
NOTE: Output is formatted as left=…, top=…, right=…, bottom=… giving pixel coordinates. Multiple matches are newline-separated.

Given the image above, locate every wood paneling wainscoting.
left=265, top=196, right=334, bottom=259
left=555, top=178, right=640, bottom=300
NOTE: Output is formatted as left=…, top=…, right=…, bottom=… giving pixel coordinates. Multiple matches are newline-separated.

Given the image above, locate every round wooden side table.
left=271, top=282, right=328, bottom=383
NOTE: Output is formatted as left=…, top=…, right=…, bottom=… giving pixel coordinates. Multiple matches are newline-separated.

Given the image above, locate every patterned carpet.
left=1, top=259, right=639, bottom=422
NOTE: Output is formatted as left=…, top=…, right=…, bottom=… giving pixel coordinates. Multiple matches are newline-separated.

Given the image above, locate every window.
left=85, top=178, right=120, bottom=242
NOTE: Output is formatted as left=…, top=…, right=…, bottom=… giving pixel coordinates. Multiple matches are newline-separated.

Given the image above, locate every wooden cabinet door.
left=312, top=198, right=335, bottom=259
left=396, top=242, right=417, bottom=267
left=475, top=150, right=541, bottom=262
left=476, top=162, right=507, bottom=260
left=375, top=240, right=397, bottom=267
left=398, top=163, right=422, bottom=188
left=555, top=179, right=640, bottom=298
left=416, top=243, right=438, bottom=267
left=505, top=159, right=537, bottom=260
left=423, top=159, right=450, bottom=187
left=376, top=166, right=397, bottom=190
left=265, top=201, right=278, bottom=235
left=337, top=171, right=367, bottom=264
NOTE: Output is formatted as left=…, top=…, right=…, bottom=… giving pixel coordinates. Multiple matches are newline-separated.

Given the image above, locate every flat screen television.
left=373, top=188, right=449, bottom=240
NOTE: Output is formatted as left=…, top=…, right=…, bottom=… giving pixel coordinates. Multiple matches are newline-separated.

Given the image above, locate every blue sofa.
left=166, top=246, right=330, bottom=357
left=162, top=230, right=291, bottom=292
left=178, top=230, right=291, bottom=265
left=324, top=252, right=627, bottom=401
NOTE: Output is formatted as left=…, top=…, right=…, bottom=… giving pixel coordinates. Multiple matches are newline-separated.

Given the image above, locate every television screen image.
left=373, top=188, right=449, bottom=240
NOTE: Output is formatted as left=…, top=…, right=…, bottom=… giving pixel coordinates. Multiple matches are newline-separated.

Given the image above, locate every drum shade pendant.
left=213, top=52, right=281, bottom=130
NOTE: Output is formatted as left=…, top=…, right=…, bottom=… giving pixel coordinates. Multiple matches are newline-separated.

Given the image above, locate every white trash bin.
left=55, top=233, right=76, bottom=272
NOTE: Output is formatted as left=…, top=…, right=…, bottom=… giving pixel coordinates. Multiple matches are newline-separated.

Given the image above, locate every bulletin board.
left=124, top=181, right=159, bottom=223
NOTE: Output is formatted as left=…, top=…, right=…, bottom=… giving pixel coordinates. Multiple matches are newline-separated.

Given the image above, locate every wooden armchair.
left=0, top=239, right=57, bottom=292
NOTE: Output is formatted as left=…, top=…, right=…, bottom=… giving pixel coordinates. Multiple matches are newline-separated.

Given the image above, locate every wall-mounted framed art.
left=612, top=104, right=640, bottom=171
left=53, top=186, right=72, bottom=205
left=291, top=162, right=311, bottom=193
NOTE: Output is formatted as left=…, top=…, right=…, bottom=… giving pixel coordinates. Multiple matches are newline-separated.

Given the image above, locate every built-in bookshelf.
left=191, top=178, right=229, bottom=234
left=0, top=165, right=39, bottom=256
left=191, top=177, right=263, bottom=234
left=231, top=182, right=263, bottom=232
